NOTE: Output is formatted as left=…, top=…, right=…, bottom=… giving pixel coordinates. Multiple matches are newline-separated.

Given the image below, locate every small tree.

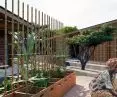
left=67, top=25, right=116, bottom=70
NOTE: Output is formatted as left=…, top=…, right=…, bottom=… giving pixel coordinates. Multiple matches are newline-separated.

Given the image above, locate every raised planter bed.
left=3, top=71, right=76, bottom=97
left=33, top=71, right=76, bottom=97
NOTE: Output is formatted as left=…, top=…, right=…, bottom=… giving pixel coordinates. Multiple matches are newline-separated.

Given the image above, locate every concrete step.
left=67, top=67, right=99, bottom=77
left=68, top=61, right=107, bottom=71
left=66, top=59, right=107, bottom=77
left=67, top=66, right=102, bottom=73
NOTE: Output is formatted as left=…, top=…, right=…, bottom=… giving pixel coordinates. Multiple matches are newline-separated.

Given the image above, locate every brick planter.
left=4, top=71, right=76, bottom=97
left=34, top=71, right=76, bottom=97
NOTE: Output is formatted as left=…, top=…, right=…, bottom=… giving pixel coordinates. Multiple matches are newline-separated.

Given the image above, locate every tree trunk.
left=77, top=46, right=96, bottom=70
left=81, top=63, right=86, bottom=70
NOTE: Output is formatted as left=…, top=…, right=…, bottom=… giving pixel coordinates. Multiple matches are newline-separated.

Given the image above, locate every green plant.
left=30, top=70, right=49, bottom=78
left=36, top=71, right=43, bottom=78
left=29, top=69, right=41, bottom=77
left=0, top=77, right=12, bottom=94
left=29, top=76, right=49, bottom=87
left=4, top=78, right=11, bottom=91
left=67, top=25, right=116, bottom=70
left=41, top=70, right=49, bottom=78
left=28, top=69, right=50, bottom=87
left=0, top=84, right=4, bottom=94
left=33, top=78, right=49, bottom=87
left=20, top=32, right=36, bottom=80
left=50, top=67, right=66, bottom=78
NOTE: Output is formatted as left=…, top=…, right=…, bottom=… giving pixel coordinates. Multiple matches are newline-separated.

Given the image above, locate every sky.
left=0, top=0, right=117, bottom=29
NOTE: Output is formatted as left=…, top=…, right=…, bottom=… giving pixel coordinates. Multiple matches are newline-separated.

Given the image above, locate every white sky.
left=1, top=0, right=117, bottom=29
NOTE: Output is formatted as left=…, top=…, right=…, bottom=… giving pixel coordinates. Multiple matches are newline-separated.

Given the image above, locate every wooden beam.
left=0, top=6, right=32, bottom=28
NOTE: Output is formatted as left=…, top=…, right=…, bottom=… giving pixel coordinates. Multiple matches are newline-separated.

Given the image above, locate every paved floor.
left=64, top=76, right=93, bottom=97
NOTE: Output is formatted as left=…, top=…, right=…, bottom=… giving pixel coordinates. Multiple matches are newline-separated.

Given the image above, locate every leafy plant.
left=20, top=32, right=36, bottom=80
left=0, top=77, right=12, bottom=94
left=33, top=78, right=49, bottom=87
left=41, top=70, right=49, bottom=78
left=0, top=84, right=4, bottom=94
left=50, top=67, right=66, bottom=78
left=3, top=78, right=11, bottom=91
left=29, top=69, right=50, bottom=87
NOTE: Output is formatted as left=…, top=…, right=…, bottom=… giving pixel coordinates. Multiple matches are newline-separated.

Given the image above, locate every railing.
left=0, top=0, right=68, bottom=95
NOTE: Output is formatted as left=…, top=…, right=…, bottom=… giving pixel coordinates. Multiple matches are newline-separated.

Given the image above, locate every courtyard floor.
left=64, top=76, right=93, bottom=97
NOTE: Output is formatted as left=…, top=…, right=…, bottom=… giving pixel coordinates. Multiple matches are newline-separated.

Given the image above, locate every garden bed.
left=2, top=71, right=76, bottom=97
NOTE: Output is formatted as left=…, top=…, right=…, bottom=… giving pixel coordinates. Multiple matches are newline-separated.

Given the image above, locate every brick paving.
left=64, top=76, right=93, bottom=97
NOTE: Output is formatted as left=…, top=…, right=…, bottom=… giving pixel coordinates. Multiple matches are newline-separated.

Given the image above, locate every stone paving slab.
left=64, top=76, right=93, bottom=97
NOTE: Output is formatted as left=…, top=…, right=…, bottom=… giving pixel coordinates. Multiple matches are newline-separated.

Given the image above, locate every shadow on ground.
left=64, top=84, right=90, bottom=97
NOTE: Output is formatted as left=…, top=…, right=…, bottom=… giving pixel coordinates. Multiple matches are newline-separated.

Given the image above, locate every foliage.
left=41, top=70, right=50, bottom=78
left=30, top=66, right=66, bottom=79
left=30, top=69, right=50, bottom=78
left=24, top=67, right=66, bottom=88
left=0, top=84, right=4, bottom=94
left=23, top=32, right=36, bottom=58
left=28, top=66, right=67, bottom=88
left=13, top=31, right=36, bottom=80
left=29, top=70, right=50, bottom=87
left=49, top=67, right=66, bottom=78
left=32, top=77, right=49, bottom=87
left=19, top=32, right=36, bottom=80
left=67, top=25, right=116, bottom=46
left=0, top=77, right=12, bottom=94
left=29, top=69, right=49, bottom=87
left=3, top=78, right=11, bottom=91
left=57, top=26, right=78, bottom=35
left=67, top=25, right=116, bottom=70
